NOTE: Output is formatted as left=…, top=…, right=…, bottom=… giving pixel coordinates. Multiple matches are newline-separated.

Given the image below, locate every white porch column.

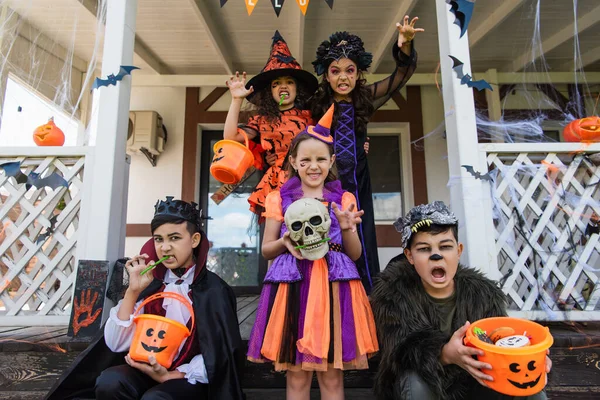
left=435, top=1, right=496, bottom=274
left=77, top=0, right=137, bottom=317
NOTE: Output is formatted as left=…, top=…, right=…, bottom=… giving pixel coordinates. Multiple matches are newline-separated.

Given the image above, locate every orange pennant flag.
left=296, top=0, right=309, bottom=15
left=245, top=0, right=258, bottom=15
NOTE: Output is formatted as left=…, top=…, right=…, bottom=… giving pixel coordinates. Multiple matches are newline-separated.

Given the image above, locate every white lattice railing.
left=0, top=147, right=93, bottom=325
left=478, top=143, right=600, bottom=321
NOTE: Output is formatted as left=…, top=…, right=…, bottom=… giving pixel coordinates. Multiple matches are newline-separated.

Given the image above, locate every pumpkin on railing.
left=563, top=116, right=600, bottom=143
left=33, top=117, right=65, bottom=146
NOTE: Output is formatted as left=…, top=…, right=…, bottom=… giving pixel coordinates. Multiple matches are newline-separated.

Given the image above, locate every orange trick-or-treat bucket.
left=210, top=129, right=254, bottom=185
left=129, top=292, right=195, bottom=369
left=464, top=317, right=553, bottom=396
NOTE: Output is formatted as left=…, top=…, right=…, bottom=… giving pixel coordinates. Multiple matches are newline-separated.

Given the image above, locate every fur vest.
left=370, top=254, right=507, bottom=400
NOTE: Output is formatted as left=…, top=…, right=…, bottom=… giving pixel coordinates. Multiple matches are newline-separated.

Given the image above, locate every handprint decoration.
left=72, top=289, right=102, bottom=335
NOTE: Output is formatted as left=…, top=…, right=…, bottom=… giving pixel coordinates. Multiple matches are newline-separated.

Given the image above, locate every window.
left=0, top=75, right=82, bottom=146
left=369, top=135, right=403, bottom=221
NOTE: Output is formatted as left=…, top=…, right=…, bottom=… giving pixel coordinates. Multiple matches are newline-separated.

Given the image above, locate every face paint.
left=430, top=253, right=443, bottom=261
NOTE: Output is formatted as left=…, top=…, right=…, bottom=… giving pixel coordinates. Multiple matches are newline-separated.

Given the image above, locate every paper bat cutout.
left=0, top=161, right=69, bottom=190
left=462, top=165, right=493, bottom=182
left=92, top=66, right=139, bottom=90
left=447, top=0, right=475, bottom=38
left=449, top=56, right=493, bottom=92
left=36, top=214, right=58, bottom=245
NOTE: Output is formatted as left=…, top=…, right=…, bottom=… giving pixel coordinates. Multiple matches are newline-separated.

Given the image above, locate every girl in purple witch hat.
left=311, top=16, right=424, bottom=292
left=247, top=105, right=378, bottom=400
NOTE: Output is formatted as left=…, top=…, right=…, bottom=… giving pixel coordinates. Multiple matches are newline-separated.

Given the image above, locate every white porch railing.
left=0, top=147, right=94, bottom=326
left=478, top=143, right=600, bottom=322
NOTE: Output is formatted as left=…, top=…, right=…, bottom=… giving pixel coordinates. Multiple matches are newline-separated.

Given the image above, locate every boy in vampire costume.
left=44, top=197, right=245, bottom=400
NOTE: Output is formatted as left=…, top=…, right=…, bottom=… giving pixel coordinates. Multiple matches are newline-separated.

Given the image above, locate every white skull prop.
left=284, top=198, right=331, bottom=260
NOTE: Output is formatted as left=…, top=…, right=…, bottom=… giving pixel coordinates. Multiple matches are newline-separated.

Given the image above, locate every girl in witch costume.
left=311, top=16, right=423, bottom=291
left=224, top=31, right=318, bottom=219
left=44, top=198, right=245, bottom=400
left=247, top=106, right=378, bottom=400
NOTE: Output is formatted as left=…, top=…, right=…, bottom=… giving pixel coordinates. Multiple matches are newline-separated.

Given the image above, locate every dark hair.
left=249, top=77, right=312, bottom=122
left=150, top=214, right=198, bottom=237
left=406, top=223, right=459, bottom=249
left=310, top=70, right=374, bottom=134
left=285, top=134, right=338, bottom=183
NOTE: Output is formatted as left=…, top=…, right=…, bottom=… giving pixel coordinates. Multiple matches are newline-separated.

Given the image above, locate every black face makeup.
left=429, top=253, right=443, bottom=261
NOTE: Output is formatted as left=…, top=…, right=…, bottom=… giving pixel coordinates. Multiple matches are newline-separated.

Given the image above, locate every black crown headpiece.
left=312, top=31, right=373, bottom=76
left=154, top=196, right=202, bottom=227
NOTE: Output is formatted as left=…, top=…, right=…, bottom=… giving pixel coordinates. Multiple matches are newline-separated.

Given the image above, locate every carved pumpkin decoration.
left=464, top=317, right=553, bottom=396
left=33, top=117, right=65, bottom=146
left=129, top=292, right=194, bottom=368
left=141, top=327, right=168, bottom=354
left=563, top=117, right=600, bottom=143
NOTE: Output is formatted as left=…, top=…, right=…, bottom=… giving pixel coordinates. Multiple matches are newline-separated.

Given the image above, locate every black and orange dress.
left=239, top=108, right=313, bottom=218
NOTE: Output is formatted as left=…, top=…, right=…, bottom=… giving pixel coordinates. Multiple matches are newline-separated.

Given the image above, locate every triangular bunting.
left=271, top=0, right=285, bottom=17
left=219, top=0, right=228, bottom=7
left=296, top=0, right=309, bottom=15
left=245, top=0, right=257, bottom=15
left=324, top=0, right=333, bottom=9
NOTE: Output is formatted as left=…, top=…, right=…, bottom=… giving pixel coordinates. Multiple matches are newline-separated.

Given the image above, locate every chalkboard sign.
left=67, top=259, right=109, bottom=341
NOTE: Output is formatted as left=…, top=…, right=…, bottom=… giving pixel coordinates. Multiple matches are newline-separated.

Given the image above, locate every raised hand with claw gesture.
left=397, top=15, right=425, bottom=47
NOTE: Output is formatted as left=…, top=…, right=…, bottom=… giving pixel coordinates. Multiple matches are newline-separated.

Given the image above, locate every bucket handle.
left=134, top=291, right=195, bottom=331
left=238, top=128, right=250, bottom=150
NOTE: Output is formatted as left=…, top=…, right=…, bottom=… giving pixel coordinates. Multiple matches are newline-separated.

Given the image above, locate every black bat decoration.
left=447, top=0, right=475, bottom=38
left=449, top=56, right=493, bottom=92
left=36, top=214, right=58, bottom=245
left=0, top=161, right=69, bottom=190
left=92, top=66, right=140, bottom=90
left=462, top=165, right=494, bottom=182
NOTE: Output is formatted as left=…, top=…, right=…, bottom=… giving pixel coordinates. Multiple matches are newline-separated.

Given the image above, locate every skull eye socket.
left=527, top=361, right=536, bottom=371
left=309, top=216, right=322, bottom=225
left=509, top=363, right=521, bottom=373
left=291, top=221, right=303, bottom=231
left=158, top=330, right=166, bottom=339
left=146, top=328, right=154, bottom=337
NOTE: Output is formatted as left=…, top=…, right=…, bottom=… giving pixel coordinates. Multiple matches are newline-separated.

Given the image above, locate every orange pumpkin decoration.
left=563, top=116, right=600, bottom=143
left=33, top=117, right=65, bottom=146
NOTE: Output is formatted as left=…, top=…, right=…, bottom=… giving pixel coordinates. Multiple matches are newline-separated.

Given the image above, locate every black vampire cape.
left=44, top=238, right=245, bottom=400
left=370, top=254, right=507, bottom=400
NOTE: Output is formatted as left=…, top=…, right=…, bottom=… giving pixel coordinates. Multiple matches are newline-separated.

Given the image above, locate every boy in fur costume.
left=371, top=201, right=551, bottom=400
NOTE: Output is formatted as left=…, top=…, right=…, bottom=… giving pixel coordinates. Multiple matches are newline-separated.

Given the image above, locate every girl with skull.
left=310, top=16, right=423, bottom=292
left=247, top=105, right=379, bottom=400
left=223, top=31, right=317, bottom=219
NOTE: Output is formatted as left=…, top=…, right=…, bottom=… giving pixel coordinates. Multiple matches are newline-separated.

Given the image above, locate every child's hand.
left=364, top=137, right=370, bottom=154
left=125, top=354, right=177, bottom=383
left=124, top=254, right=153, bottom=295
left=396, top=16, right=424, bottom=47
left=226, top=71, right=254, bottom=100
left=441, top=321, right=494, bottom=387
left=265, top=152, right=277, bottom=167
left=332, top=202, right=364, bottom=232
left=281, top=231, right=304, bottom=260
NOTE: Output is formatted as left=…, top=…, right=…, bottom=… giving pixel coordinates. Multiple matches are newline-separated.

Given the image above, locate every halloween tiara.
left=312, top=31, right=373, bottom=76
left=394, top=201, right=458, bottom=248
left=154, top=196, right=202, bottom=226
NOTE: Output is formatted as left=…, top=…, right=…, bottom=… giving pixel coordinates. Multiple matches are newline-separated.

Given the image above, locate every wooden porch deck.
left=0, top=296, right=599, bottom=399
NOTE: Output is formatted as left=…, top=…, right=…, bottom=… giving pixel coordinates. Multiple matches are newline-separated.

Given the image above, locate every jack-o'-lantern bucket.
left=210, top=129, right=254, bottom=184
left=464, top=317, right=553, bottom=396
left=129, top=292, right=194, bottom=368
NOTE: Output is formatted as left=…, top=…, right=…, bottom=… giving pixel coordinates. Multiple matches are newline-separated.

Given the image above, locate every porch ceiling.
left=6, top=0, right=600, bottom=75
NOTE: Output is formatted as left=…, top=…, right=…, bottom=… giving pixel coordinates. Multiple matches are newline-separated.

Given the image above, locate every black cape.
left=44, top=267, right=245, bottom=400
left=370, top=254, right=507, bottom=400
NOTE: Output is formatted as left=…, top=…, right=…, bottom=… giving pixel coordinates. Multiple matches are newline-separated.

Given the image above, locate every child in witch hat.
left=247, top=105, right=378, bottom=399
left=223, top=31, right=318, bottom=220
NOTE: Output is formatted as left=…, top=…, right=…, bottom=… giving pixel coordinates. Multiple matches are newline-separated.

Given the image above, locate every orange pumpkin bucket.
left=129, top=292, right=195, bottom=369
left=464, top=317, right=553, bottom=396
left=210, top=130, right=254, bottom=184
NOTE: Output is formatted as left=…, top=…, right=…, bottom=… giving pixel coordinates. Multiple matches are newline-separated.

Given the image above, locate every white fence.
left=479, top=143, right=600, bottom=321
left=0, top=147, right=93, bottom=325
